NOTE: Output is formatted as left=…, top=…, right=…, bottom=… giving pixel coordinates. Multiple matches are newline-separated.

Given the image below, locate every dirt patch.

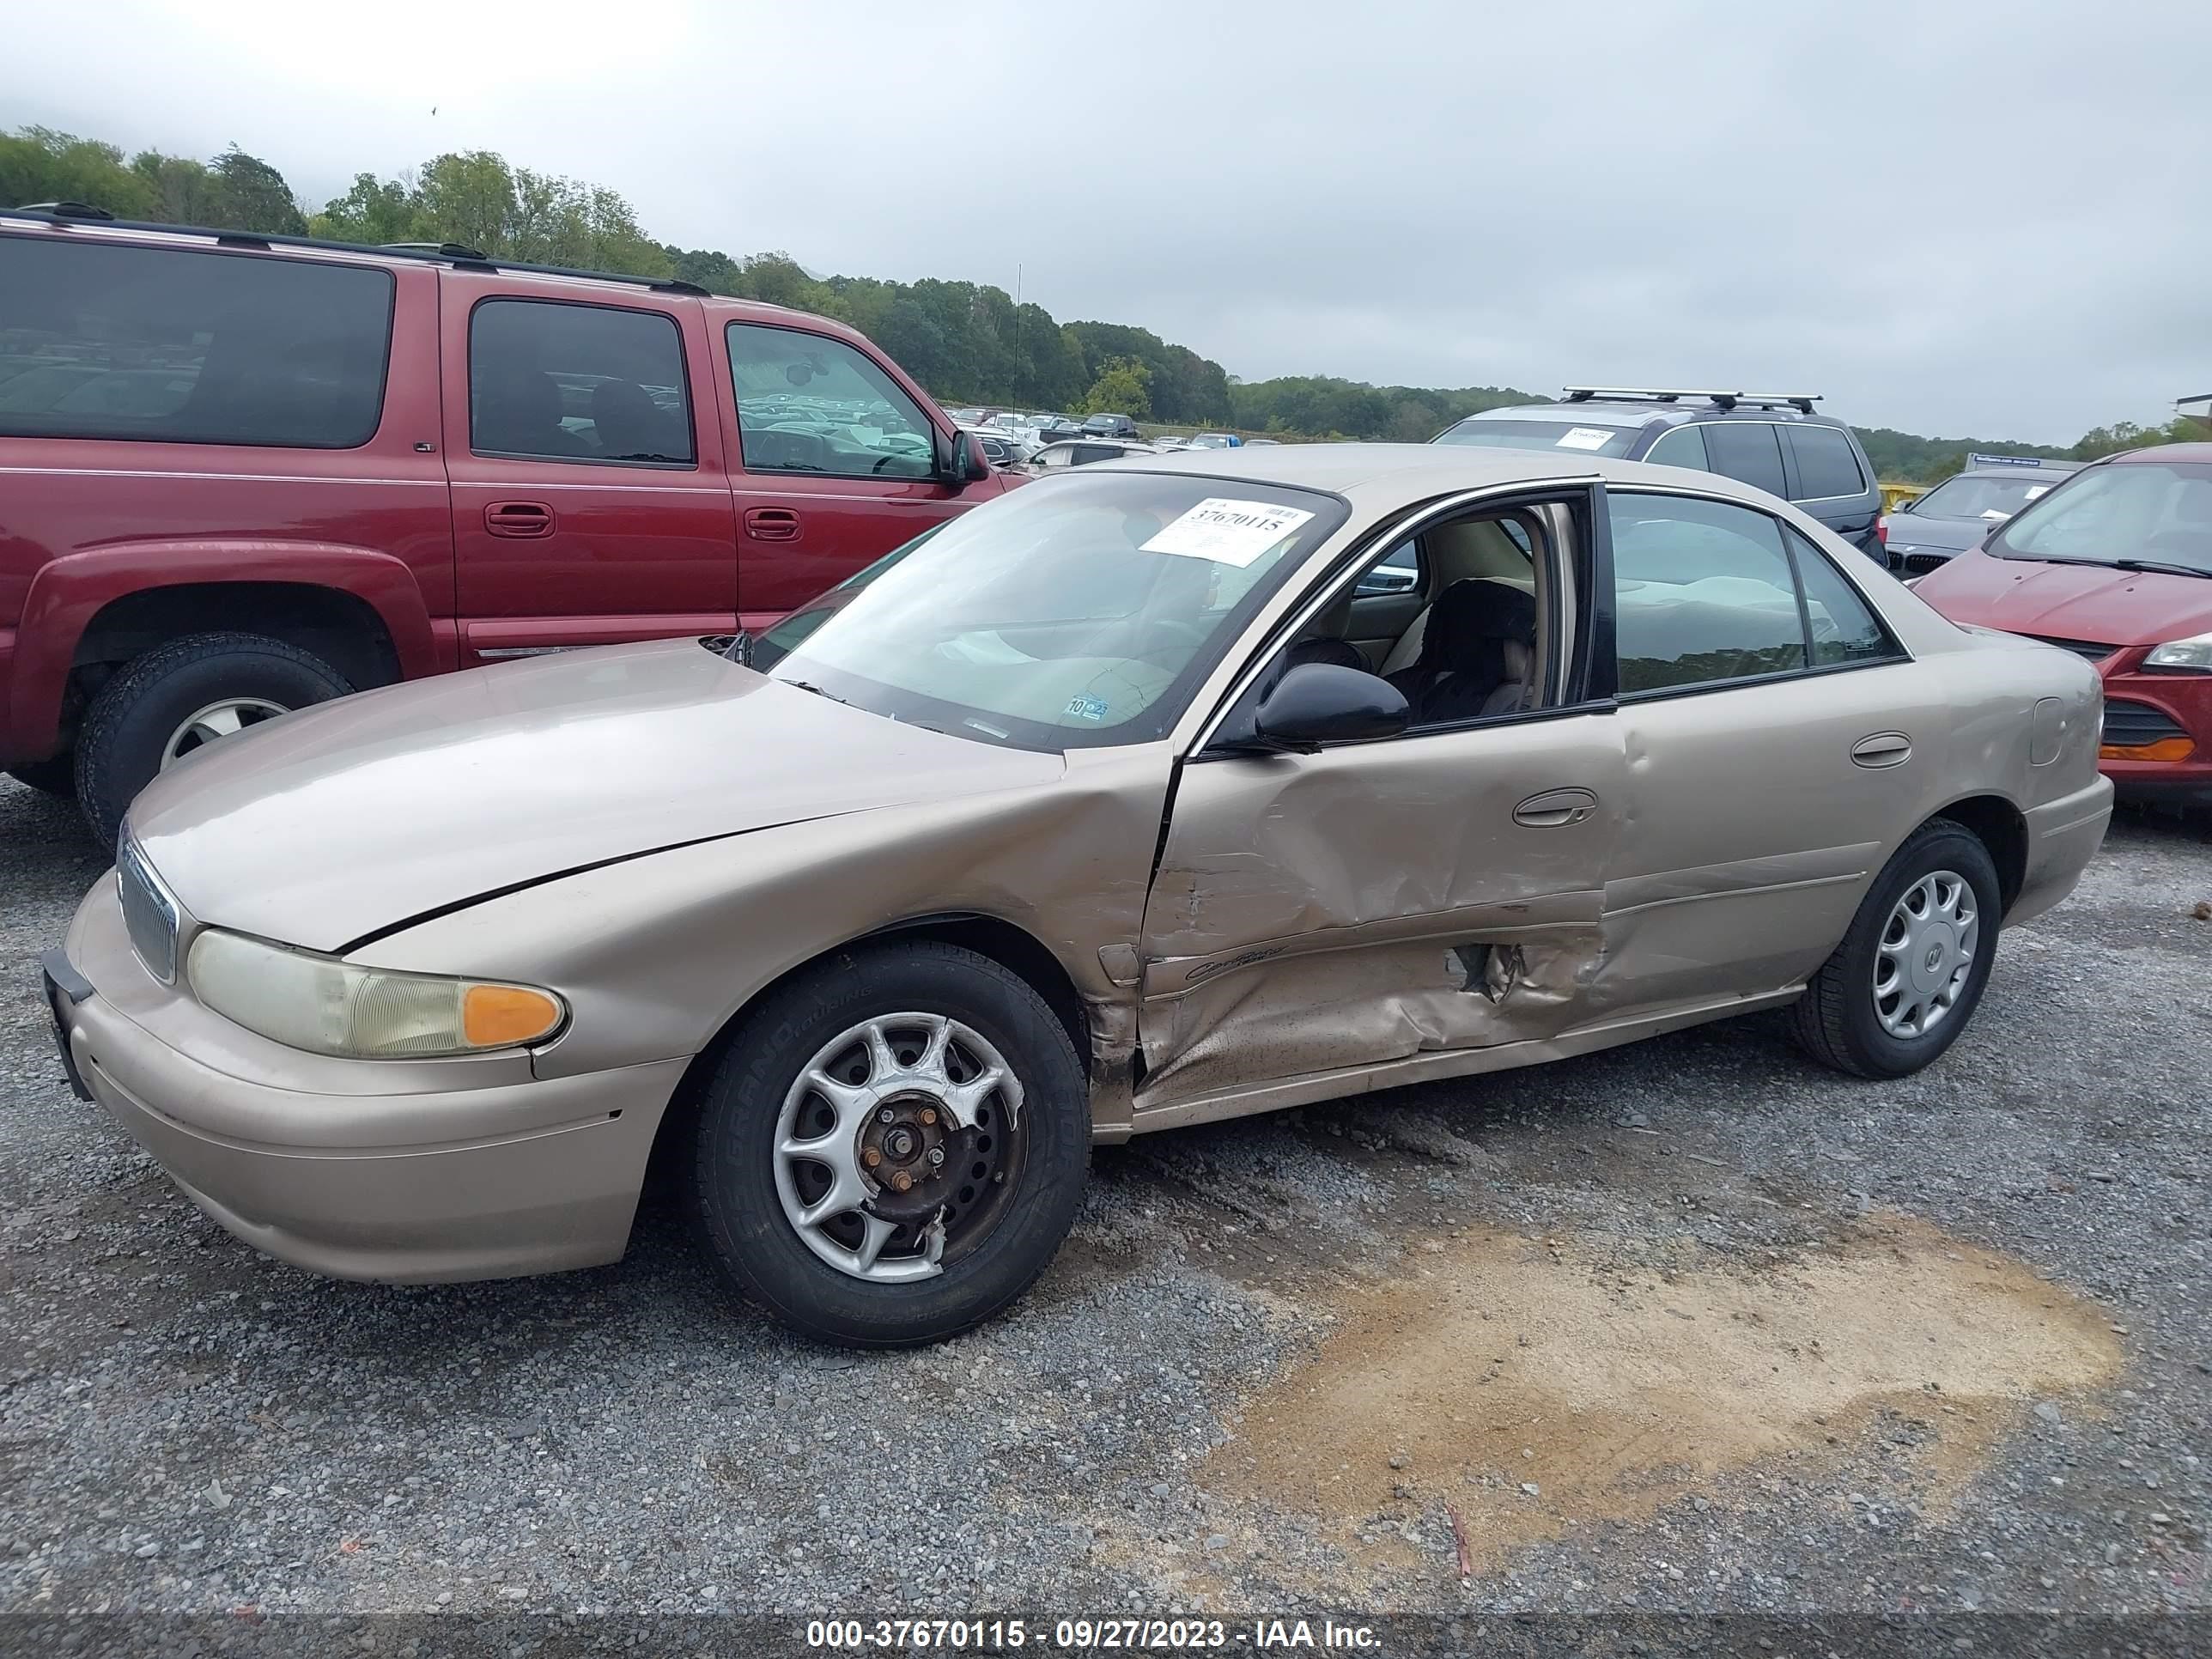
left=1210, top=1213, right=2123, bottom=1575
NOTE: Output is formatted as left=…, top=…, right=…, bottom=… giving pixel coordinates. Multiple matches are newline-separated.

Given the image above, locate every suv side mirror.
left=935, top=430, right=992, bottom=491
left=1252, top=663, right=1409, bottom=751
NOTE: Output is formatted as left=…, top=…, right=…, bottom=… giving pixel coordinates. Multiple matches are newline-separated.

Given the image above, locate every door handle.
left=1850, top=732, right=1913, bottom=768
left=484, top=501, right=553, bottom=538
left=744, top=507, right=802, bottom=542
left=1513, top=787, right=1599, bottom=828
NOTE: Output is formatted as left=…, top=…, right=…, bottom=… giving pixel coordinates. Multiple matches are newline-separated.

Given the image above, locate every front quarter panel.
left=346, top=745, right=1174, bottom=1131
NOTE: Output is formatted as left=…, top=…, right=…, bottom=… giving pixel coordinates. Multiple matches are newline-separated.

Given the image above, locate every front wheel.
left=74, top=632, right=353, bottom=844
left=1790, top=819, right=2002, bottom=1079
left=690, top=941, right=1089, bottom=1346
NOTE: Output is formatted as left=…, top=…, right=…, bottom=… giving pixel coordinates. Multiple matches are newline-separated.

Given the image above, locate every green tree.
left=314, top=173, right=421, bottom=244
left=204, top=145, right=306, bottom=234
left=1084, top=356, right=1153, bottom=418
left=0, top=127, right=155, bottom=216
left=413, top=150, right=516, bottom=255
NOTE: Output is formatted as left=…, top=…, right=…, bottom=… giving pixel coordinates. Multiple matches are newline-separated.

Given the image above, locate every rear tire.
left=1791, top=819, right=2002, bottom=1079
left=5, top=754, right=75, bottom=797
left=690, top=940, right=1088, bottom=1347
left=75, top=632, right=353, bottom=844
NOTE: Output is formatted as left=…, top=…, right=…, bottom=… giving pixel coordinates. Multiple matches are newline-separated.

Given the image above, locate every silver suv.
left=1435, top=386, right=1886, bottom=560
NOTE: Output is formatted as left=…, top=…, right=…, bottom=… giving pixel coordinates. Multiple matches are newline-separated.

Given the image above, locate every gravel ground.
left=2, top=774, right=2208, bottom=1639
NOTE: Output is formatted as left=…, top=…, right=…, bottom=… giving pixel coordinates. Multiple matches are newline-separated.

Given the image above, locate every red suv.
left=1913, top=443, right=2212, bottom=807
left=0, top=206, right=1015, bottom=839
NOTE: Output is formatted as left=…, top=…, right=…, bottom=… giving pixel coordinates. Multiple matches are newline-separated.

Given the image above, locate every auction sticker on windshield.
left=1142, top=498, right=1316, bottom=568
left=1554, top=427, right=1618, bottom=450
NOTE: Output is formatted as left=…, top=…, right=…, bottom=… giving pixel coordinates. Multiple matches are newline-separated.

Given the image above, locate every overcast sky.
left=10, top=0, right=2209, bottom=441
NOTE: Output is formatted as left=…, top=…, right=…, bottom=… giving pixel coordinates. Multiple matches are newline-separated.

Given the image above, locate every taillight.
left=1875, top=514, right=1889, bottom=546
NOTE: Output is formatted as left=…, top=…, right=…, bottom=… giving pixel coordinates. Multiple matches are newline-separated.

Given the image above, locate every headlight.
left=187, top=929, right=566, bottom=1058
left=2144, top=631, right=2212, bottom=672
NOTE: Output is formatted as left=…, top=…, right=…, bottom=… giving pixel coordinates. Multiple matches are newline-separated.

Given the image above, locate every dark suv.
left=1433, top=387, right=1885, bottom=559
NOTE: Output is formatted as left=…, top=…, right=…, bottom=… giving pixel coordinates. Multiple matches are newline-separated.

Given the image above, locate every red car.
left=0, top=205, right=1014, bottom=839
left=1913, top=443, right=2212, bottom=807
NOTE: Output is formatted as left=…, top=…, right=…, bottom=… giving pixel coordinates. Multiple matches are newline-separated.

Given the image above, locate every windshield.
left=1990, top=462, right=2212, bottom=574
left=1433, top=415, right=1642, bottom=459
left=767, top=471, right=1346, bottom=750
left=1912, top=474, right=2061, bottom=522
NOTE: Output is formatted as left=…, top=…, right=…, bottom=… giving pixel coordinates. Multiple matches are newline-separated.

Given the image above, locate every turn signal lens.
left=2100, top=737, right=2195, bottom=763
left=463, top=984, right=563, bottom=1048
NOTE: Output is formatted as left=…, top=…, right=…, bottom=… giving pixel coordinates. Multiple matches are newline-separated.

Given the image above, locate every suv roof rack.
left=0, top=204, right=710, bottom=298
left=1563, top=386, right=1821, bottom=415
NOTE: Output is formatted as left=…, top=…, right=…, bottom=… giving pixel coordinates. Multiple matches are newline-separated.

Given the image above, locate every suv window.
left=1609, top=493, right=1808, bottom=692
left=726, top=323, right=934, bottom=480
left=1786, top=424, right=1867, bottom=500
left=470, top=300, right=695, bottom=465
left=1642, top=423, right=1709, bottom=471
left=1702, top=422, right=1787, bottom=497
left=0, top=238, right=392, bottom=448
left=1786, top=528, right=1902, bottom=666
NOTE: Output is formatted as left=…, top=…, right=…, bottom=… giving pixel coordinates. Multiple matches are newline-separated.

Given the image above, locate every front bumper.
left=2099, top=667, right=2212, bottom=805
left=51, top=873, right=690, bottom=1284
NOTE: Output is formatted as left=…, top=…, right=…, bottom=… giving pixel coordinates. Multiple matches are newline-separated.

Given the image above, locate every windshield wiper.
left=781, top=678, right=852, bottom=706
left=2003, top=554, right=2212, bottom=580
left=717, top=630, right=754, bottom=665
left=2114, top=558, right=2212, bottom=580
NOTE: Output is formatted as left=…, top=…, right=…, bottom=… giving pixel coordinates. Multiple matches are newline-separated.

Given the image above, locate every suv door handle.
left=744, top=507, right=802, bottom=542
left=1851, top=732, right=1913, bottom=768
left=484, top=501, right=553, bottom=538
left=1513, top=787, right=1599, bottom=827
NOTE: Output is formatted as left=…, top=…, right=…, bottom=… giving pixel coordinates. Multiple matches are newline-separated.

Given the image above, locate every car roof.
left=0, top=212, right=883, bottom=354
left=1114, top=439, right=1823, bottom=510
left=2112, top=442, right=2212, bottom=465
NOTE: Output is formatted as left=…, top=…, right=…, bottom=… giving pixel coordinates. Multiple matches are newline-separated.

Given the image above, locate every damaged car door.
left=1131, top=488, right=1627, bottom=1120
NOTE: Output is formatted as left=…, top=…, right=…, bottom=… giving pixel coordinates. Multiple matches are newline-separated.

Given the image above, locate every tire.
left=1791, top=818, right=2002, bottom=1079
left=5, top=754, right=75, bottom=797
left=691, top=940, right=1089, bottom=1347
left=75, top=632, right=353, bottom=845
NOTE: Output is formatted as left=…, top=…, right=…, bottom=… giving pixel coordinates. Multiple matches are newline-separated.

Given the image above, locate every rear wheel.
left=690, top=940, right=1088, bottom=1347
left=1791, top=819, right=2002, bottom=1079
left=75, top=632, right=352, bottom=843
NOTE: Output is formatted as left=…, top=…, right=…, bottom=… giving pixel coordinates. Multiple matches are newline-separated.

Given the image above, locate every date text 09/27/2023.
left=805, top=1618, right=1382, bottom=1650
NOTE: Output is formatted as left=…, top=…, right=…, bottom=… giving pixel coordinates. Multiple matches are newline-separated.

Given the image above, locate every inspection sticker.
left=1142, top=497, right=1316, bottom=568
left=1553, top=427, right=1617, bottom=451
left=1064, top=692, right=1109, bottom=722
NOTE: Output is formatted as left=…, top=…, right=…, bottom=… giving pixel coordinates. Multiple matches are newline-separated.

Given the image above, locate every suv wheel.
left=690, top=940, right=1088, bottom=1347
left=1790, top=819, right=2002, bottom=1079
left=76, top=632, right=353, bottom=843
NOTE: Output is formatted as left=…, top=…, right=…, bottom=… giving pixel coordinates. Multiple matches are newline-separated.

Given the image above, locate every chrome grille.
left=116, top=833, right=179, bottom=984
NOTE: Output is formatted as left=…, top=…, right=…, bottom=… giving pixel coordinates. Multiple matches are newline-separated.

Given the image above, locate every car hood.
left=127, top=639, right=1064, bottom=953
left=1911, top=550, right=2212, bottom=645
left=1883, top=514, right=1990, bottom=554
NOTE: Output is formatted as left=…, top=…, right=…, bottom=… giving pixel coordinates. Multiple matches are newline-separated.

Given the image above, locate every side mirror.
left=934, top=430, right=993, bottom=490
left=1252, top=663, right=1409, bottom=752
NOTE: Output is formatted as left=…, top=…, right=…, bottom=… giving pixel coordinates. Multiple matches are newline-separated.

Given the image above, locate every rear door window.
left=1608, top=492, right=1808, bottom=692
left=1787, top=529, right=1904, bottom=666
left=1642, top=423, right=1710, bottom=471
left=1702, top=422, right=1788, bottom=497
left=0, top=236, right=392, bottom=448
left=726, top=323, right=936, bottom=479
left=469, top=299, right=696, bottom=465
left=1785, top=424, right=1868, bottom=500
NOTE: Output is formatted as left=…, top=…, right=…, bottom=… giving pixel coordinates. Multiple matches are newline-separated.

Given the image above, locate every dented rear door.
left=1133, top=710, right=1627, bottom=1109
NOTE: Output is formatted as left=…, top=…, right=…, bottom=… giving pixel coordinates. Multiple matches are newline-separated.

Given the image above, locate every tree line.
left=5, top=125, right=2203, bottom=476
